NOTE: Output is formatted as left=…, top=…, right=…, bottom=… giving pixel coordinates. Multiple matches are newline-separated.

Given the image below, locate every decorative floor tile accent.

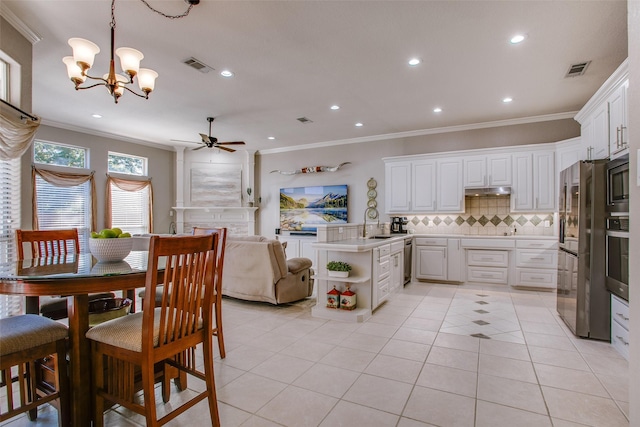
left=473, top=320, right=490, bottom=325
left=476, top=294, right=489, bottom=297
left=470, top=333, right=491, bottom=339
left=474, top=309, right=490, bottom=314
left=475, top=301, right=489, bottom=305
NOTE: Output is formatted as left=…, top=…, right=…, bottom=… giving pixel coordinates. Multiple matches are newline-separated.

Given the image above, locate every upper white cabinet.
left=385, top=161, right=412, bottom=213
left=464, top=154, right=511, bottom=188
left=412, top=159, right=437, bottom=212
left=384, top=157, right=462, bottom=214
left=437, top=159, right=464, bottom=212
left=608, top=79, right=629, bottom=159
left=511, top=150, right=555, bottom=212
left=575, top=59, right=629, bottom=161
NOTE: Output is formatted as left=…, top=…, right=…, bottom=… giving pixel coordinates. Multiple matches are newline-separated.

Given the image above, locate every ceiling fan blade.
left=170, top=139, right=201, bottom=144
left=192, top=145, right=206, bottom=151
left=199, top=133, right=211, bottom=144
left=217, top=141, right=246, bottom=145
left=217, top=145, right=236, bottom=153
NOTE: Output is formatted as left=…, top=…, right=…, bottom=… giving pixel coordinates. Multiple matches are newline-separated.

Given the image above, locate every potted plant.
left=327, top=261, right=352, bottom=278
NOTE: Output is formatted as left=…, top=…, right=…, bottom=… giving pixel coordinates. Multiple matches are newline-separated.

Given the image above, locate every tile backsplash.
left=406, top=196, right=555, bottom=236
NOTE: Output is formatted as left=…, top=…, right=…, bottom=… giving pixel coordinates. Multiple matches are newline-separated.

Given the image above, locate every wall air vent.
left=565, top=61, right=591, bottom=78
left=183, top=57, right=214, bottom=73
left=297, top=117, right=313, bottom=124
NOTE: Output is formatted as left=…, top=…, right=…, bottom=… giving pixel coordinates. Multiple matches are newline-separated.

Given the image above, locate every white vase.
left=328, top=270, right=349, bottom=278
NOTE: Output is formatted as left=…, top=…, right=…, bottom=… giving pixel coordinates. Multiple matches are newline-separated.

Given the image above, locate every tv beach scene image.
left=280, top=185, right=348, bottom=233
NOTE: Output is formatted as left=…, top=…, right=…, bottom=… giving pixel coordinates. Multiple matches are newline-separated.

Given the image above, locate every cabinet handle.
left=616, top=312, right=630, bottom=321
left=433, top=200, right=436, bottom=209
left=535, top=197, right=539, bottom=209
left=616, top=127, right=621, bottom=148
left=480, top=273, right=493, bottom=278
left=530, top=276, right=545, bottom=281
left=616, top=335, right=629, bottom=346
left=621, top=126, right=627, bottom=146
left=531, top=257, right=545, bottom=261
left=529, top=243, right=544, bottom=247
left=481, top=257, right=493, bottom=261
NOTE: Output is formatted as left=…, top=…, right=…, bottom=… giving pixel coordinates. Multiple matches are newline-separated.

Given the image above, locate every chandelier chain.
left=138, top=0, right=194, bottom=19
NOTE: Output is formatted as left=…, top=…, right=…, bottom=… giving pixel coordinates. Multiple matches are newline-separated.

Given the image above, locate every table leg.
left=67, top=294, right=91, bottom=426
left=25, top=296, right=39, bottom=314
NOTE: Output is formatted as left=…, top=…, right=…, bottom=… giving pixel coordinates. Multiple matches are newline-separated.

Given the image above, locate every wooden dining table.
left=0, top=251, right=158, bottom=426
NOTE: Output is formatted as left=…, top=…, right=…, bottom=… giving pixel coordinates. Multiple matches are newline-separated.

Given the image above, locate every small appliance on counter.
left=390, top=216, right=408, bottom=234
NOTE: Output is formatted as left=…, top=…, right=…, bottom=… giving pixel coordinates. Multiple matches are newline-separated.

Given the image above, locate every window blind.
left=35, top=176, right=91, bottom=251
left=0, top=158, right=22, bottom=317
left=110, top=183, right=150, bottom=235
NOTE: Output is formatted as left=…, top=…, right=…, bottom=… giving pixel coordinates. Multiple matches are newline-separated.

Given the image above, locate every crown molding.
left=40, top=118, right=175, bottom=152
left=0, top=4, right=42, bottom=44
left=258, top=111, right=578, bottom=155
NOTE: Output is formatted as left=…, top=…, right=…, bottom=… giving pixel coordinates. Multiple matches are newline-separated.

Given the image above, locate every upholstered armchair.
left=222, top=236, right=314, bottom=304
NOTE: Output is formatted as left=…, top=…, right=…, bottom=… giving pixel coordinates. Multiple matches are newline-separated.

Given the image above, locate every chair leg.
left=26, top=361, right=37, bottom=421
left=55, top=340, right=70, bottom=427
left=202, top=336, right=220, bottom=427
left=92, top=345, right=105, bottom=427
left=215, top=303, right=225, bottom=359
left=142, top=360, right=158, bottom=427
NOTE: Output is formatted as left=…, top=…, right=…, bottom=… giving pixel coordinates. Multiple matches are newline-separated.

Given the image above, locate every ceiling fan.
left=181, top=117, right=246, bottom=152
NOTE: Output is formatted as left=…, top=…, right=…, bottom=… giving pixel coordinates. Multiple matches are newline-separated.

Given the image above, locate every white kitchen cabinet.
left=389, top=240, right=404, bottom=294
left=447, top=238, right=463, bottom=282
left=412, top=159, right=437, bottom=212
left=611, top=295, right=629, bottom=360
left=373, top=244, right=391, bottom=307
left=385, top=161, right=412, bottom=213
left=414, top=237, right=462, bottom=282
left=466, top=249, right=509, bottom=285
left=514, top=239, right=558, bottom=289
left=464, top=154, right=511, bottom=188
left=580, top=102, right=609, bottom=160
left=436, top=159, right=464, bottom=212
left=608, top=79, right=629, bottom=160
left=511, top=150, right=555, bottom=212
left=279, top=235, right=317, bottom=270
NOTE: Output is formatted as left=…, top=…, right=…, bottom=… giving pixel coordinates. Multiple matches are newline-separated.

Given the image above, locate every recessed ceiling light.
left=355, top=122, right=363, bottom=127
left=503, top=97, right=513, bottom=103
left=220, top=70, right=234, bottom=77
left=510, top=34, right=526, bottom=44
left=92, top=114, right=102, bottom=118
left=330, top=105, right=340, bottom=110
left=268, top=136, right=275, bottom=140
left=433, top=107, right=442, bottom=113
left=408, top=58, right=421, bottom=66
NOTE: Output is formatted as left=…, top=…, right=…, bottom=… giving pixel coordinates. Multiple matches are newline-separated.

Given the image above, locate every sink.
left=369, top=235, right=392, bottom=239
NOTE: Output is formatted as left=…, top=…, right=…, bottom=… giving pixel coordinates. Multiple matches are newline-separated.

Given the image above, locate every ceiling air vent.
left=297, top=117, right=313, bottom=124
left=183, top=57, right=214, bottom=73
left=565, top=61, right=591, bottom=78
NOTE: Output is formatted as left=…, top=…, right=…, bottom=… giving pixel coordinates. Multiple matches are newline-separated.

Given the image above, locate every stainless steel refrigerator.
left=557, top=160, right=609, bottom=340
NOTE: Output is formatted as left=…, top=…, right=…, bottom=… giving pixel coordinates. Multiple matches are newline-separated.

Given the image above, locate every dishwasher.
left=403, top=238, right=412, bottom=284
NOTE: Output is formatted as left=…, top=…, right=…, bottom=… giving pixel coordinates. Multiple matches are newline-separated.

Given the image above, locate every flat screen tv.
left=280, top=185, right=348, bottom=234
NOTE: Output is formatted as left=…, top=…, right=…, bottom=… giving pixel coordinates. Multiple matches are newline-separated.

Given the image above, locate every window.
left=32, top=141, right=96, bottom=252
left=34, top=140, right=87, bottom=168
left=0, top=58, right=8, bottom=102
left=108, top=152, right=146, bottom=176
left=0, top=158, right=21, bottom=317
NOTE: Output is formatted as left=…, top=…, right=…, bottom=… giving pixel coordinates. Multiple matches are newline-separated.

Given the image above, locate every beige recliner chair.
left=222, top=236, right=314, bottom=304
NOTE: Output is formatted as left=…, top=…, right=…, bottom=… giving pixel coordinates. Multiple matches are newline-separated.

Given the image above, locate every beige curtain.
left=32, top=166, right=97, bottom=231
left=106, top=175, right=154, bottom=233
left=0, top=103, right=41, bottom=160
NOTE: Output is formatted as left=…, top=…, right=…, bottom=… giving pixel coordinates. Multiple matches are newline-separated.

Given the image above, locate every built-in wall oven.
left=606, top=216, right=629, bottom=301
left=606, top=154, right=629, bottom=213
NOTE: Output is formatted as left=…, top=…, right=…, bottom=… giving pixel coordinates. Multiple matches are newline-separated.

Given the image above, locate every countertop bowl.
left=89, top=238, right=133, bottom=262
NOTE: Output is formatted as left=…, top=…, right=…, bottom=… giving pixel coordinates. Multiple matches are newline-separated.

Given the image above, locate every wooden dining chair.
left=86, top=234, right=221, bottom=427
left=0, top=314, right=70, bottom=426
left=16, top=229, right=115, bottom=319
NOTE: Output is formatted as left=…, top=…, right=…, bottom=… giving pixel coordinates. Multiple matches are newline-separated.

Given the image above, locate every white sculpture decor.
left=270, top=162, right=351, bottom=175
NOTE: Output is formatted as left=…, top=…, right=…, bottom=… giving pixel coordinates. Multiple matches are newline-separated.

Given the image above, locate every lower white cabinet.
left=514, top=239, right=558, bottom=289
left=414, top=237, right=462, bottom=282
left=278, top=235, right=317, bottom=270
left=611, top=295, right=629, bottom=360
left=466, top=249, right=509, bottom=285
left=390, top=241, right=404, bottom=294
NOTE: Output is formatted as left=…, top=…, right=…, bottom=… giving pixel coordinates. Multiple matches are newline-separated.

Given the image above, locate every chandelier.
left=62, top=0, right=198, bottom=103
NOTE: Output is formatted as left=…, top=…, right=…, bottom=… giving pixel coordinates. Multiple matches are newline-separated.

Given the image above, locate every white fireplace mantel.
left=172, top=206, right=258, bottom=235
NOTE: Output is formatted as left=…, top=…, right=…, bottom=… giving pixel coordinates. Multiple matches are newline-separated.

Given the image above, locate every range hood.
left=464, top=186, right=511, bottom=196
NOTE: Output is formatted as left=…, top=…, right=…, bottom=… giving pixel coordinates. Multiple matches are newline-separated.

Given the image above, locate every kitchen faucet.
left=363, top=207, right=379, bottom=238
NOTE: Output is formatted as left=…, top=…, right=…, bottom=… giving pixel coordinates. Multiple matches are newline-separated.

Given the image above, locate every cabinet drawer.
left=415, top=238, right=447, bottom=246
left=467, top=250, right=509, bottom=267
left=378, top=259, right=390, bottom=279
left=516, top=250, right=557, bottom=269
left=467, top=266, right=508, bottom=284
left=515, top=268, right=556, bottom=289
left=378, top=244, right=391, bottom=258
left=516, top=239, right=557, bottom=250
left=391, top=240, right=405, bottom=253
left=611, top=319, right=629, bottom=360
left=611, top=295, right=629, bottom=331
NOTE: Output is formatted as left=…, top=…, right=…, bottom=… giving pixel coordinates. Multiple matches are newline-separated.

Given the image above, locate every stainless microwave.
left=606, top=154, right=629, bottom=213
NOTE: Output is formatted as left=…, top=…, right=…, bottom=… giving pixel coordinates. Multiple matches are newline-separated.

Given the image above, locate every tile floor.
left=2, top=282, right=630, bottom=427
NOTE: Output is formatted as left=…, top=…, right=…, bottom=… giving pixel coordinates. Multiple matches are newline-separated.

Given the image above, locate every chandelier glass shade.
left=62, top=0, right=158, bottom=103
